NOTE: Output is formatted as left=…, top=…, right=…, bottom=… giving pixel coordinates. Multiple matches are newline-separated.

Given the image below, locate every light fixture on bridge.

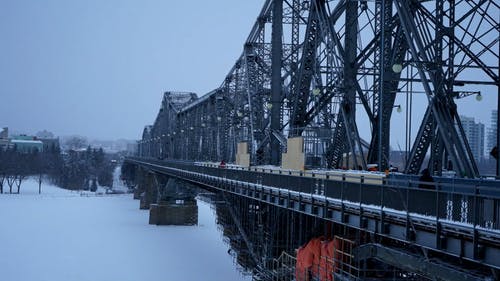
left=190, top=126, right=194, bottom=130
left=394, top=105, right=402, bottom=113
left=237, top=111, right=243, bottom=117
left=217, top=116, right=222, bottom=121
left=266, top=102, right=272, bottom=109
left=452, top=90, right=482, bottom=101
left=392, top=63, right=403, bottom=73
left=312, top=88, right=321, bottom=96
left=201, top=123, right=206, bottom=127
left=302, top=1, right=309, bottom=10
left=181, top=129, right=184, bottom=133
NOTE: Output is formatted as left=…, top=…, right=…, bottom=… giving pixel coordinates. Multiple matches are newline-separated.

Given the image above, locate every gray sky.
left=0, top=0, right=261, bottom=140
left=0, top=0, right=497, bottom=143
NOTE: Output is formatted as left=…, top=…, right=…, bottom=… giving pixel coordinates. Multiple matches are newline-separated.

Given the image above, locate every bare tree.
left=0, top=152, right=4, bottom=194
left=32, top=150, right=44, bottom=194
left=15, top=174, right=27, bottom=194
left=38, top=172, right=43, bottom=194
left=64, top=136, right=88, bottom=151
left=0, top=174, right=4, bottom=194
left=7, top=175, right=15, bottom=194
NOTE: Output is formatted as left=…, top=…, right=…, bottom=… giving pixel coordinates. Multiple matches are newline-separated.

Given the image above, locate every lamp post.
left=392, top=63, right=403, bottom=74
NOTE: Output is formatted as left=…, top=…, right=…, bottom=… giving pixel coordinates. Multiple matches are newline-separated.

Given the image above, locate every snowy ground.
left=0, top=178, right=251, bottom=281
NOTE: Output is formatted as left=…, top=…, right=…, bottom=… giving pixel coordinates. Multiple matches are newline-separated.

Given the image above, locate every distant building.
left=87, top=139, right=137, bottom=153
left=0, top=127, right=11, bottom=150
left=39, top=138, right=60, bottom=152
left=36, top=130, right=55, bottom=139
left=11, top=139, right=43, bottom=153
left=459, top=115, right=485, bottom=162
left=0, top=129, right=59, bottom=153
left=0, top=127, right=8, bottom=139
left=487, top=110, right=498, bottom=158
left=0, top=139, right=11, bottom=151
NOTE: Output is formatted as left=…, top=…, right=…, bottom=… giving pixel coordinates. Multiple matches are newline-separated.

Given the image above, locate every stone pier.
left=149, top=200, right=198, bottom=225
left=139, top=171, right=157, bottom=209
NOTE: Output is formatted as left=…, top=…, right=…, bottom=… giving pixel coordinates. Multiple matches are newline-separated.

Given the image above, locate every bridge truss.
left=138, top=0, right=499, bottom=177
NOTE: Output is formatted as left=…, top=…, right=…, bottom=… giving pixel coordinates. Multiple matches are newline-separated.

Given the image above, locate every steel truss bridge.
left=127, top=0, right=500, bottom=280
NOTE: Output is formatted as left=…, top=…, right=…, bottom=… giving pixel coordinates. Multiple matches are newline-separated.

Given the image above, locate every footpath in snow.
left=0, top=178, right=250, bottom=281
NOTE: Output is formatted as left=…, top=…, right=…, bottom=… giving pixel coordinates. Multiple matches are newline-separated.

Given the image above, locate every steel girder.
left=395, top=0, right=481, bottom=178
left=354, top=244, right=490, bottom=281
left=289, top=0, right=321, bottom=135
left=270, top=0, right=284, bottom=165
left=138, top=0, right=498, bottom=179
left=366, top=5, right=412, bottom=170
left=323, top=0, right=367, bottom=169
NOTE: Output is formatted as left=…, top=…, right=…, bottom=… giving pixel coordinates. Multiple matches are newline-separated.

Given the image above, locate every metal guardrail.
left=134, top=157, right=500, bottom=230
left=126, top=157, right=500, bottom=270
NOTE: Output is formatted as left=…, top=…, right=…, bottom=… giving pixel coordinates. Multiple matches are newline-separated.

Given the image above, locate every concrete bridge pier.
left=135, top=169, right=161, bottom=210
left=149, top=178, right=198, bottom=225
left=132, top=166, right=145, bottom=200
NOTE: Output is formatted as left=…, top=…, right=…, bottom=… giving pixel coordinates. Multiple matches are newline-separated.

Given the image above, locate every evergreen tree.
left=90, top=178, right=98, bottom=192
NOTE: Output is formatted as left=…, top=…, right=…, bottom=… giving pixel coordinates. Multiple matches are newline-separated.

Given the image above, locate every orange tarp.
left=309, top=237, right=323, bottom=277
left=296, top=237, right=344, bottom=281
left=295, top=243, right=314, bottom=281
left=319, top=240, right=333, bottom=281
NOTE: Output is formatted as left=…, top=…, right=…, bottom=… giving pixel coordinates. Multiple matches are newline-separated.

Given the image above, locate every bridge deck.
left=126, top=157, right=500, bottom=270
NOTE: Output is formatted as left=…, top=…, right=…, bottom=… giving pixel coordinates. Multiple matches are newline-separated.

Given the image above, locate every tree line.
left=0, top=144, right=115, bottom=194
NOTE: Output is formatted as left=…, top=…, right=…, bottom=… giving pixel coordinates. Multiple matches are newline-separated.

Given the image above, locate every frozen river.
left=0, top=178, right=251, bottom=281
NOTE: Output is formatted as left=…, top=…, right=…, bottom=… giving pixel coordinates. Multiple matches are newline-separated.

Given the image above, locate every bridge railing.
left=384, top=177, right=499, bottom=231
left=129, top=157, right=500, bottom=231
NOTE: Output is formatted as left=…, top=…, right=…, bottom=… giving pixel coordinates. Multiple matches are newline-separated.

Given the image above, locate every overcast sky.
left=0, top=0, right=261, bottom=140
left=0, top=1, right=497, bottom=142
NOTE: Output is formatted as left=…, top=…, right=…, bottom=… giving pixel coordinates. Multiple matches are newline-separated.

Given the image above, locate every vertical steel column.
left=378, top=0, right=392, bottom=171
left=430, top=0, right=445, bottom=175
left=343, top=0, right=359, bottom=169
left=377, top=1, right=385, bottom=171
left=445, top=0, right=456, bottom=175
left=369, top=0, right=393, bottom=170
left=271, top=0, right=283, bottom=165
left=497, top=42, right=500, bottom=177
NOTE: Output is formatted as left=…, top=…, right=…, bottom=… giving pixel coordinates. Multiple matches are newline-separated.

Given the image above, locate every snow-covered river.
left=0, top=177, right=252, bottom=281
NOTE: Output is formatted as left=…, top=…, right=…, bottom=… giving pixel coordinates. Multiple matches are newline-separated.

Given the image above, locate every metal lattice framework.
left=138, top=0, right=499, bottom=178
